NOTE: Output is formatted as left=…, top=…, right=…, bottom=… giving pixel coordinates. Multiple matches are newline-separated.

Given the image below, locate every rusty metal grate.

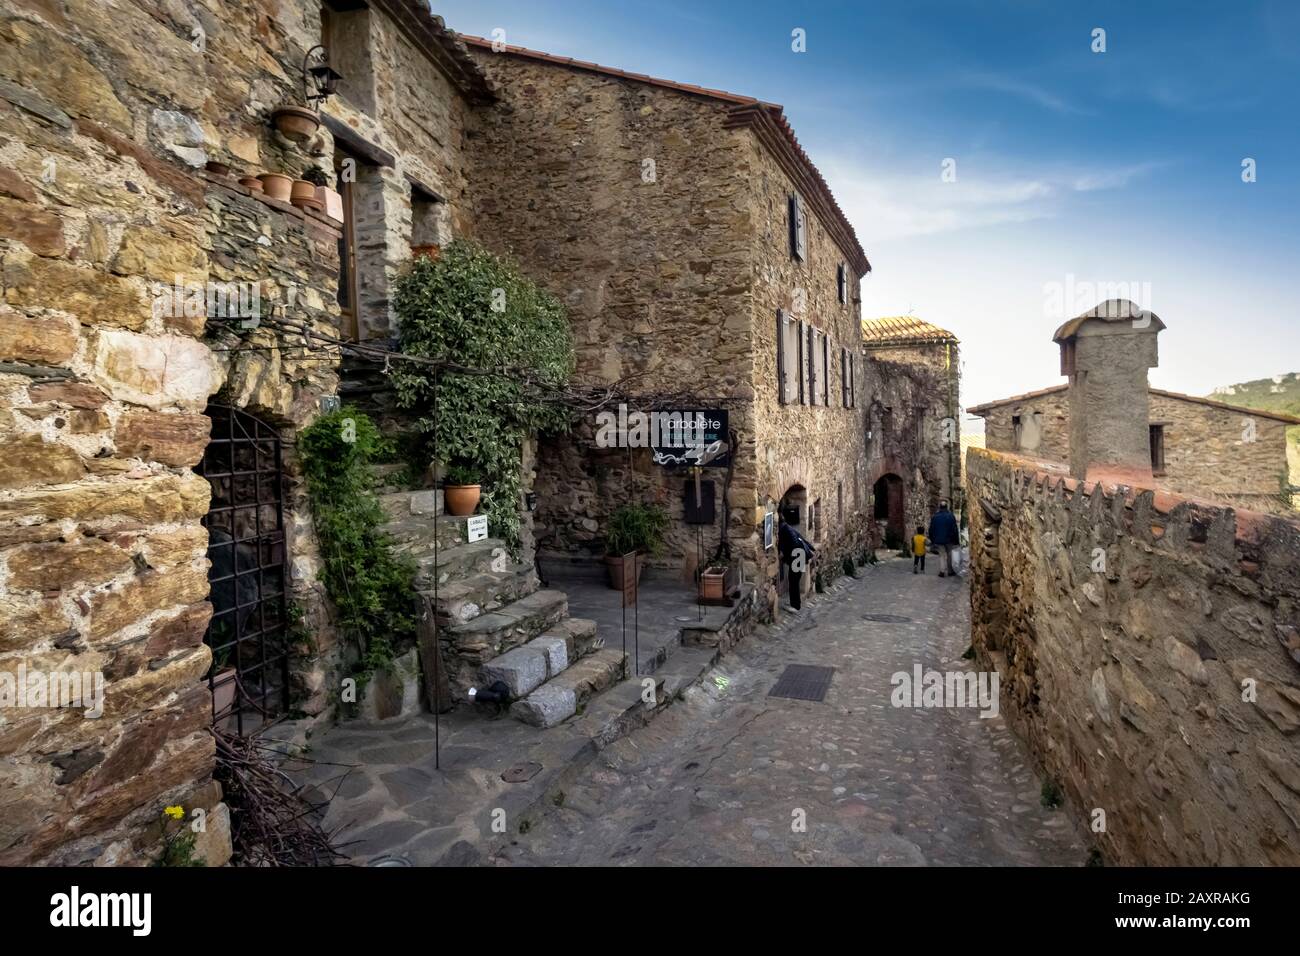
left=863, top=613, right=912, bottom=623
left=197, top=404, right=290, bottom=735
left=768, top=664, right=835, bottom=702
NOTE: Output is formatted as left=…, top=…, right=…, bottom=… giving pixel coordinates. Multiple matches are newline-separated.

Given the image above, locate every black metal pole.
left=432, top=366, right=440, bottom=771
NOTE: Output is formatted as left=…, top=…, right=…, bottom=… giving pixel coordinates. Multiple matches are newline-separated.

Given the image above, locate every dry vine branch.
left=213, top=726, right=353, bottom=867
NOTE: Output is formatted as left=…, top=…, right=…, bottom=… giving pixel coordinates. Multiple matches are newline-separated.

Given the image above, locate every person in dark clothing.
left=778, top=512, right=815, bottom=610
left=927, top=501, right=960, bottom=578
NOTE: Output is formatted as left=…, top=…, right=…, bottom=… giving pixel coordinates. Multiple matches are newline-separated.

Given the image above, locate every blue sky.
left=433, top=0, right=1300, bottom=415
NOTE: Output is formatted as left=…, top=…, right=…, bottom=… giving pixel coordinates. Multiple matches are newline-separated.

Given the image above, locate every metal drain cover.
left=768, top=664, right=835, bottom=702
left=863, top=613, right=912, bottom=623
left=502, top=761, right=542, bottom=783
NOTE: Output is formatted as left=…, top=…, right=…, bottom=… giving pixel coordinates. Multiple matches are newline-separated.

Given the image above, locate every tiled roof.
left=861, top=316, right=958, bottom=346
left=967, top=384, right=1300, bottom=424
left=374, top=1, right=495, bottom=102
left=455, top=34, right=869, bottom=277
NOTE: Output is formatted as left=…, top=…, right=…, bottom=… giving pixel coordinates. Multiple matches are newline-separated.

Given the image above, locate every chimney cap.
left=1052, top=299, right=1164, bottom=343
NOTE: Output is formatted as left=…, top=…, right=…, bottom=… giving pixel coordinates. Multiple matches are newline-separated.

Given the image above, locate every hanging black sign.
left=651, top=409, right=730, bottom=468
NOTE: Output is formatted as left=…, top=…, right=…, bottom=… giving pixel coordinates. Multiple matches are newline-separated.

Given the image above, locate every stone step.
left=473, top=615, right=605, bottom=701
left=544, top=617, right=604, bottom=660
left=420, top=566, right=538, bottom=625
left=509, top=648, right=625, bottom=728
left=446, top=589, right=569, bottom=667
left=382, top=513, right=478, bottom=553
left=378, top=488, right=442, bottom=520
left=412, top=539, right=511, bottom=588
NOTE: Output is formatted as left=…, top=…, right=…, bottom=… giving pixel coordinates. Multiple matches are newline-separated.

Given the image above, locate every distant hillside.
left=1209, top=373, right=1300, bottom=503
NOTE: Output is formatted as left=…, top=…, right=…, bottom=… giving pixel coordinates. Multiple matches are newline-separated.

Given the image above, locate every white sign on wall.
left=467, top=515, right=489, bottom=543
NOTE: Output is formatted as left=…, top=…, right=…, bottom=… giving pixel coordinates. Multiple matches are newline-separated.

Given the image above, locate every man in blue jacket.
left=927, top=500, right=960, bottom=578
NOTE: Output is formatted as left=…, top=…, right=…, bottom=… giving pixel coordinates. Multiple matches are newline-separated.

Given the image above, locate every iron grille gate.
left=198, top=404, right=290, bottom=734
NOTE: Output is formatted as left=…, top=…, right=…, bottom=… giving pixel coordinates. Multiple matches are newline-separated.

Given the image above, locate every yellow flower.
left=164, top=805, right=185, bottom=820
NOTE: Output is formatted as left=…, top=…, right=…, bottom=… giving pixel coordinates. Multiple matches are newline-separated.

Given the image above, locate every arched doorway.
left=777, top=484, right=808, bottom=600
left=197, top=404, right=290, bottom=734
left=873, top=473, right=905, bottom=549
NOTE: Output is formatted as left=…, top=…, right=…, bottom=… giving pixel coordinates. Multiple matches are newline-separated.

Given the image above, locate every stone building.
left=970, top=302, right=1299, bottom=514
left=859, top=317, right=962, bottom=548
left=0, top=0, right=495, bottom=865
left=460, top=38, right=873, bottom=610
left=965, top=298, right=1300, bottom=863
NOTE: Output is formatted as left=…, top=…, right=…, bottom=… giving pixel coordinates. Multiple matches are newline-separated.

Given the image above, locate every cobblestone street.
left=489, top=557, right=1087, bottom=866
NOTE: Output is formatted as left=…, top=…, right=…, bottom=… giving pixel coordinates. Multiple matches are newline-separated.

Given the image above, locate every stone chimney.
left=1052, top=299, right=1165, bottom=483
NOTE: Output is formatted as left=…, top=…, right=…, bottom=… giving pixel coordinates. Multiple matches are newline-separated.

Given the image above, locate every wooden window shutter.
left=776, top=310, right=787, bottom=404
left=789, top=194, right=806, bottom=261
left=837, top=263, right=846, bottom=304
left=797, top=319, right=807, bottom=404
left=841, top=347, right=848, bottom=406
left=806, top=325, right=816, bottom=405
left=816, top=335, right=826, bottom=405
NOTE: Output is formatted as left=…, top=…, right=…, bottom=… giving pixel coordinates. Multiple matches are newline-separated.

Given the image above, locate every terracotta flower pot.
left=699, top=566, right=727, bottom=603
left=271, top=105, right=320, bottom=143
left=238, top=175, right=263, bottom=192
left=205, top=160, right=231, bottom=177
left=604, top=552, right=644, bottom=590
left=411, top=244, right=441, bottom=261
left=258, top=173, right=292, bottom=202
left=317, top=185, right=344, bottom=222
left=444, top=484, right=481, bottom=517
left=212, top=667, right=237, bottom=721
left=289, top=179, right=318, bottom=207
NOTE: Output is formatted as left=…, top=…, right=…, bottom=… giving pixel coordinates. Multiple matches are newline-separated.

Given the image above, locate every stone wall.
left=979, top=388, right=1295, bottom=514
left=967, top=447, right=1300, bottom=865
left=0, top=0, right=486, bottom=865
left=465, top=50, right=760, bottom=579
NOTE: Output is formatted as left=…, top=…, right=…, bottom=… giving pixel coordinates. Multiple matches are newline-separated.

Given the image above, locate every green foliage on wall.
left=298, top=408, right=415, bottom=676
left=390, top=240, right=574, bottom=548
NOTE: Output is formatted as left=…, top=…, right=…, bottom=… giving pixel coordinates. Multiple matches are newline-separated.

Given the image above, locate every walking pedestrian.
left=778, top=511, right=815, bottom=610
left=911, top=525, right=927, bottom=574
left=927, top=500, right=960, bottom=578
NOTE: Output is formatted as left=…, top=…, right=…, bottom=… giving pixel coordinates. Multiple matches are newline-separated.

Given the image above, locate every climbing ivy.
left=390, top=240, right=574, bottom=549
left=298, top=408, right=415, bottom=678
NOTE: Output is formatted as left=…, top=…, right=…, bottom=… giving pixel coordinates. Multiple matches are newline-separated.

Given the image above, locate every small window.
left=837, top=263, right=846, bottom=304
left=812, top=498, right=823, bottom=541
left=788, top=193, right=806, bottom=261
left=1150, top=424, right=1166, bottom=474
left=1012, top=414, right=1023, bottom=448
left=777, top=310, right=801, bottom=405
left=837, top=482, right=844, bottom=523
left=410, top=180, right=444, bottom=251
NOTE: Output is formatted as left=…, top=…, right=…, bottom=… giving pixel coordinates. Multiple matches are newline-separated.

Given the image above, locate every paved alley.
left=487, top=558, right=1087, bottom=866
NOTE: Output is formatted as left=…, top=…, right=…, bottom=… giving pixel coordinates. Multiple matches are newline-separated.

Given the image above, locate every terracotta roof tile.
left=861, top=316, right=958, bottom=345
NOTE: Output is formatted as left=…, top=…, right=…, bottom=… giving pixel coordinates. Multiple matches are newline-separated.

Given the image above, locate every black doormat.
left=768, top=664, right=835, bottom=702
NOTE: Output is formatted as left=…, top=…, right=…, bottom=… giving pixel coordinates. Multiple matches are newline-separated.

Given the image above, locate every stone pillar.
left=1052, top=300, right=1164, bottom=483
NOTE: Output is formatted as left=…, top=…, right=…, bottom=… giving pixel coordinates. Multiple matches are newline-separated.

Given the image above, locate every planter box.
left=698, top=565, right=731, bottom=606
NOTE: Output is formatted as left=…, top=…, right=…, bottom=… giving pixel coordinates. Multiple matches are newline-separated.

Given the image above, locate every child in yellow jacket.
left=912, top=526, right=928, bottom=574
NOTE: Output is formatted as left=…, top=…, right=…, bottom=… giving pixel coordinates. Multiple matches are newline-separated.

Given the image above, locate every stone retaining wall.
left=967, top=447, right=1300, bottom=865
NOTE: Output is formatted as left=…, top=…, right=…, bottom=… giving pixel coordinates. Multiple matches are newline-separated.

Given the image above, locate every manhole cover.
left=502, top=761, right=542, bottom=783
left=863, top=613, right=912, bottom=623
left=768, top=664, right=835, bottom=702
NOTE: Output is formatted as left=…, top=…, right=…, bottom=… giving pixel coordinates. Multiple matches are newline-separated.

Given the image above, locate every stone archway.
left=873, top=473, right=906, bottom=549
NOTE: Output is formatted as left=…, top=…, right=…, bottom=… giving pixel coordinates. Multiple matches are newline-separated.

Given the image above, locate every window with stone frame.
left=409, top=178, right=446, bottom=251
left=789, top=193, right=807, bottom=261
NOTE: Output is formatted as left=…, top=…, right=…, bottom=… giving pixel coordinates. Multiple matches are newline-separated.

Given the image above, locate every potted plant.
left=238, top=174, right=263, bottom=192
left=271, top=104, right=320, bottom=142
left=257, top=172, right=293, bottom=202
left=442, top=462, right=481, bottom=517
left=410, top=243, right=441, bottom=261
left=603, top=503, right=669, bottom=590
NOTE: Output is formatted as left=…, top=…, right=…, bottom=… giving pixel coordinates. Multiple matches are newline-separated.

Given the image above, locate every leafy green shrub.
left=390, top=240, right=574, bottom=549
left=298, top=408, right=415, bottom=676
left=604, top=503, right=669, bottom=556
